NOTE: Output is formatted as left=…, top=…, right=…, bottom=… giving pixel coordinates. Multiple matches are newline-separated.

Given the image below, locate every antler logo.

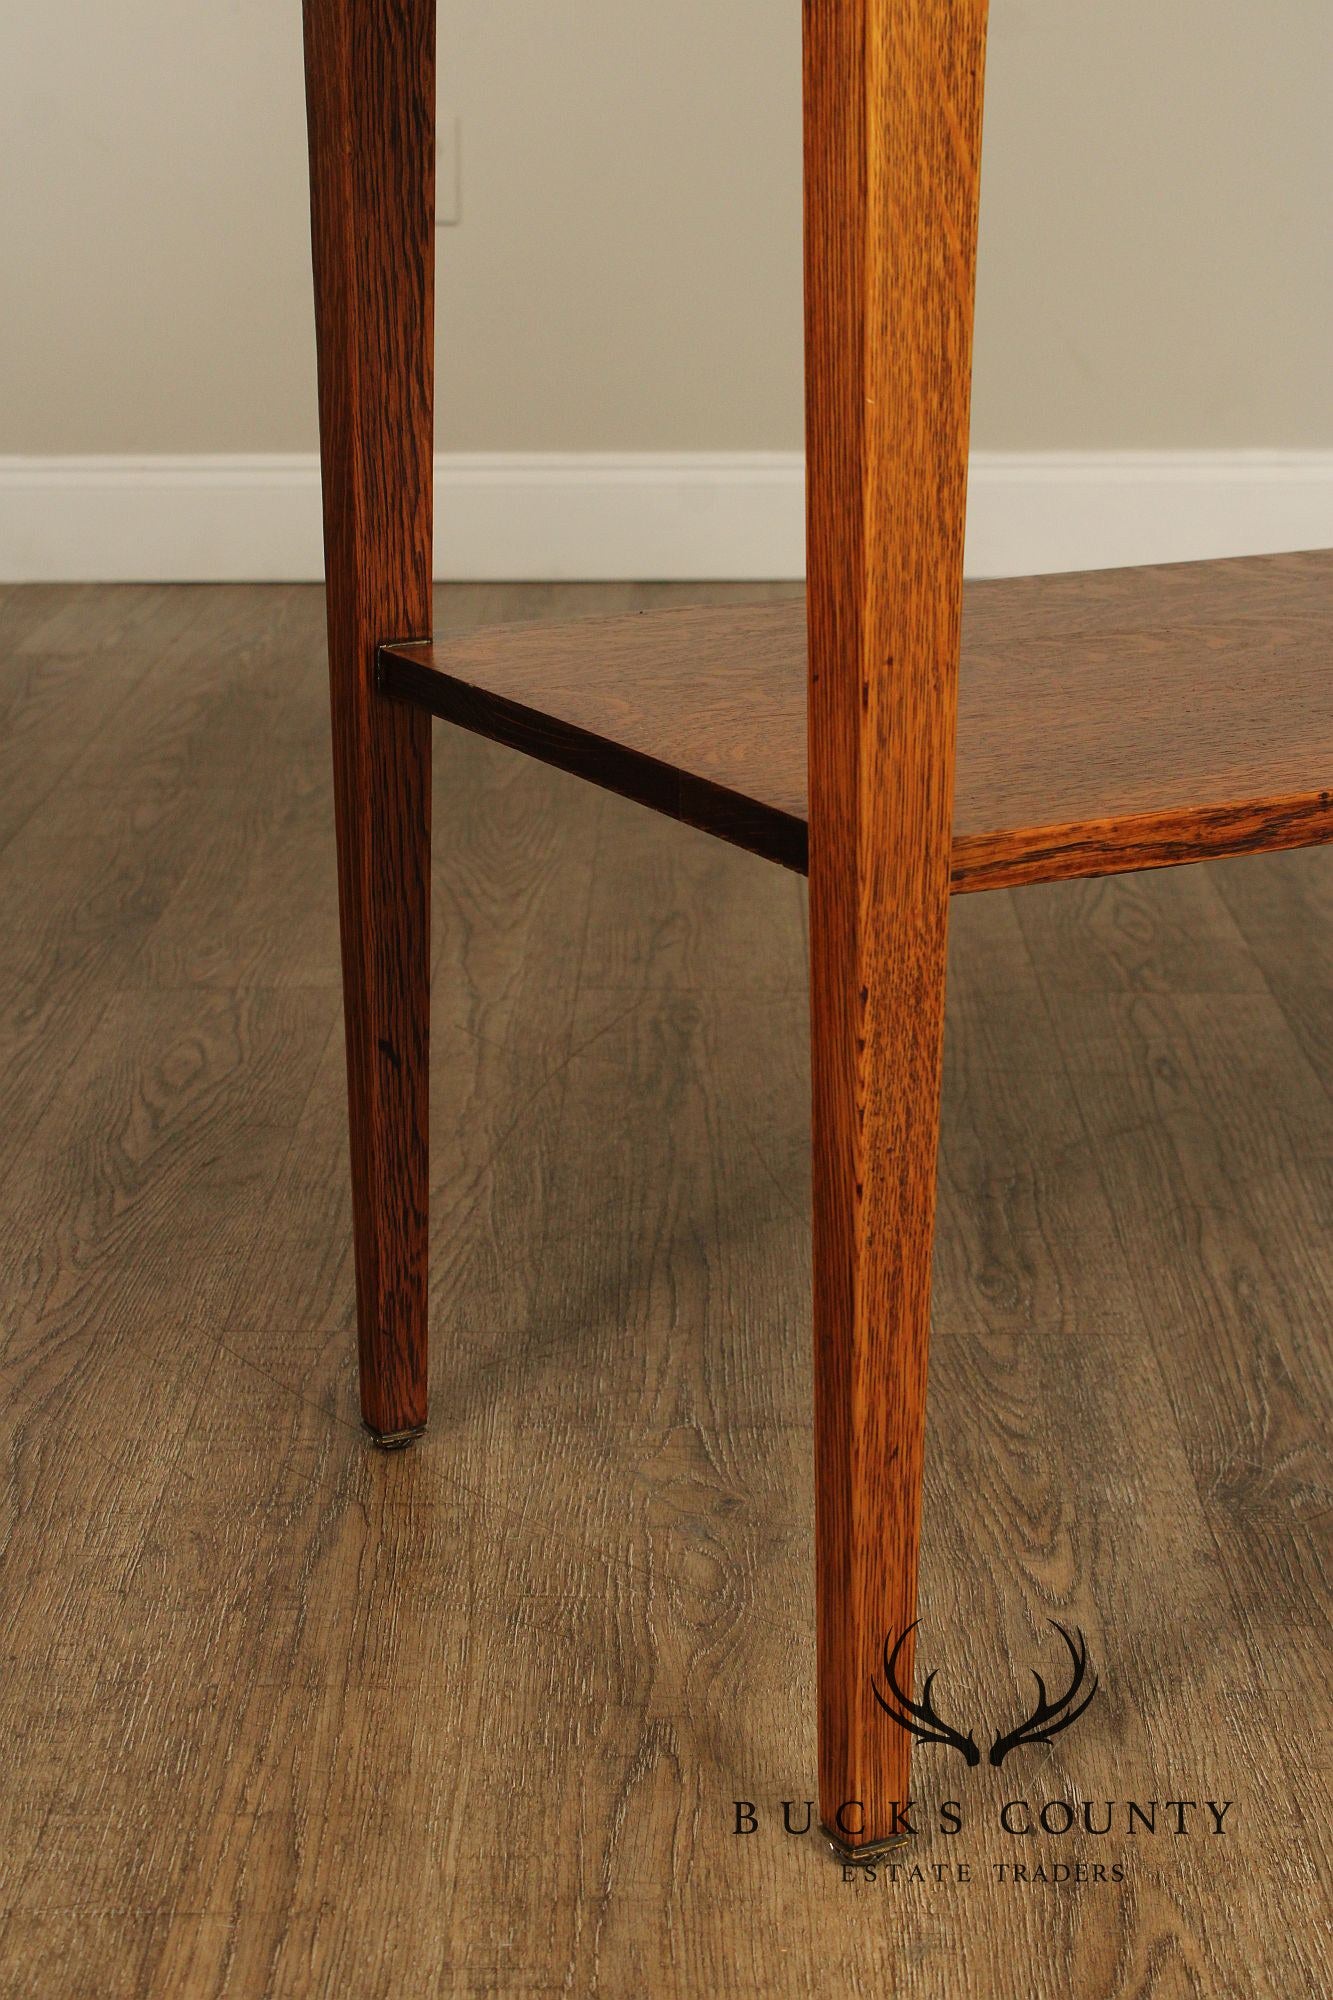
left=872, top=1622, right=981, bottom=1765
left=988, top=1622, right=1099, bottom=1766
left=872, top=1619, right=1099, bottom=1767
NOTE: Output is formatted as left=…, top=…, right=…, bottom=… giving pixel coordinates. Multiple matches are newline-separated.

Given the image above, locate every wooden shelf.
left=380, top=550, right=1333, bottom=892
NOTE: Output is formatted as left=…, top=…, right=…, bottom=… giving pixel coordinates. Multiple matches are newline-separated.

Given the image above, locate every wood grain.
left=1014, top=868, right=1333, bottom=1702
left=0, top=590, right=296, bottom=1169
left=801, top=0, right=989, bottom=1850
left=381, top=549, right=1333, bottom=887
left=0, top=581, right=1328, bottom=1995
left=303, top=0, right=435, bottom=1439
left=2, top=581, right=1329, bottom=1994
left=380, top=602, right=809, bottom=869
left=1214, top=843, right=1333, bottom=1086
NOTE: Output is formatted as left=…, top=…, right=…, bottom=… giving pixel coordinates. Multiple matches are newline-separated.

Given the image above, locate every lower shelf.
left=380, top=549, right=1333, bottom=892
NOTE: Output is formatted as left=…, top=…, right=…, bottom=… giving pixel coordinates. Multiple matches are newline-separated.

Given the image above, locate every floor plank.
left=0, top=582, right=1327, bottom=1998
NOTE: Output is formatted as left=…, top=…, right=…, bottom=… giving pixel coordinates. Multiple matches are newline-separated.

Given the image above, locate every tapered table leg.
left=803, top=0, right=989, bottom=1851
left=303, top=0, right=436, bottom=1442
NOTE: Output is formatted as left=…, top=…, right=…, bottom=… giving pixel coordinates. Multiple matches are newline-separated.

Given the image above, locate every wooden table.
left=300, top=0, right=1331, bottom=1858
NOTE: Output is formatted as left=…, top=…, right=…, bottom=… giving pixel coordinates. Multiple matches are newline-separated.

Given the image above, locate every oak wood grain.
left=1214, top=843, right=1333, bottom=1085
left=381, top=549, right=1333, bottom=888
left=0, top=591, right=294, bottom=1168
left=801, top=0, right=989, bottom=1851
left=1015, top=872, right=1333, bottom=1705
left=303, top=0, right=435, bottom=1438
left=0, top=580, right=1328, bottom=1996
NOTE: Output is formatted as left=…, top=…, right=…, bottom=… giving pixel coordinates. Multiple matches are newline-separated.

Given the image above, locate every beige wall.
left=4, top=2, right=1329, bottom=457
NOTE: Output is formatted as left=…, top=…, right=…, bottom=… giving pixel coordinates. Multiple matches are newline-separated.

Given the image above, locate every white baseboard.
left=965, top=451, right=1333, bottom=580
left=0, top=450, right=1329, bottom=584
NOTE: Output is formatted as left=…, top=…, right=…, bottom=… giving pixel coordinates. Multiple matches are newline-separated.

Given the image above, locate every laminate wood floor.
left=0, top=582, right=1328, bottom=1999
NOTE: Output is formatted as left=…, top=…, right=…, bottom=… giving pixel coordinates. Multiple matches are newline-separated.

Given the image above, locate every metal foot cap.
left=363, top=1420, right=426, bottom=1452
left=822, top=1823, right=912, bottom=1867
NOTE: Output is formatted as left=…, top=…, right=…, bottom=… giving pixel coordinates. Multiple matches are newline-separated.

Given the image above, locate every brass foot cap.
left=822, top=1824, right=912, bottom=1867
left=363, top=1421, right=427, bottom=1452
